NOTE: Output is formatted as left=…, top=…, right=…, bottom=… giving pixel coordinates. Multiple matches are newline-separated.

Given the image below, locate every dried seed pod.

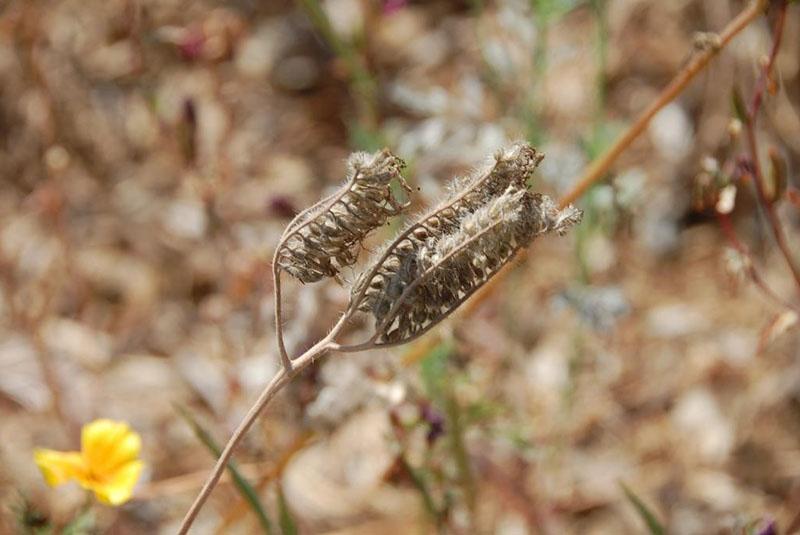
left=275, top=149, right=411, bottom=283
left=349, top=142, right=544, bottom=314
left=356, top=185, right=582, bottom=345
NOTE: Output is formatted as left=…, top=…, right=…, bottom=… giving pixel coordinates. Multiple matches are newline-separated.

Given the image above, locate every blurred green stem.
left=296, top=0, right=380, bottom=148
left=398, top=453, right=443, bottom=527
left=176, top=405, right=275, bottom=535
left=444, top=388, right=476, bottom=527
left=590, top=0, right=608, bottom=122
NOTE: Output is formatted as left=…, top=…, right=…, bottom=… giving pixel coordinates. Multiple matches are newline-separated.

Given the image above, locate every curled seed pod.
left=349, top=142, right=543, bottom=313
left=354, top=185, right=582, bottom=346
left=275, top=149, right=411, bottom=283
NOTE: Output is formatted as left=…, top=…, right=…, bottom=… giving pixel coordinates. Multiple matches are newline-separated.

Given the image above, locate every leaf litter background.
left=1, top=0, right=800, bottom=533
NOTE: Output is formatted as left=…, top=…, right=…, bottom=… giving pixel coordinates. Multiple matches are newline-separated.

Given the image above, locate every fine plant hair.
left=178, top=142, right=583, bottom=534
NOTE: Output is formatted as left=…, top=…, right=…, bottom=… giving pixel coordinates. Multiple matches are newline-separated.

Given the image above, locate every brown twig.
left=559, top=0, right=769, bottom=208
left=272, top=265, right=292, bottom=372
left=443, top=0, right=771, bottom=334
left=741, top=0, right=800, bottom=289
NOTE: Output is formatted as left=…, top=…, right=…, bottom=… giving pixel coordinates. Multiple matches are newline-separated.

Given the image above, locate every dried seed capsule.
left=349, top=142, right=544, bottom=320
left=347, top=142, right=583, bottom=347
left=275, top=149, right=411, bottom=283
left=369, top=186, right=582, bottom=345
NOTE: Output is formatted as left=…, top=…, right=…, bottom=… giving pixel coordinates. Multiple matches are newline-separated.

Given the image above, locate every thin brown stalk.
left=272, top=265, right=292, bottom=372
left=742, top=0, right=800, bottom=289
left=177, top=315, right=348, bottom=535
left=559, top=0, right=769, bottom=208
left=454, top=0, right=770, bottom=321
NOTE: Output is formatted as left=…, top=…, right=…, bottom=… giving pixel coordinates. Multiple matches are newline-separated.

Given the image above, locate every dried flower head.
left=349, top=143, right=582, bottom=346
left=275, top=149, right=411, bottom=283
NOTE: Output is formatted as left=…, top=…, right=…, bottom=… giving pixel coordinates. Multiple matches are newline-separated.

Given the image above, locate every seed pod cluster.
left=349, top=143, right=582, bottom=346
left=275, top=149, right=411, bottom=283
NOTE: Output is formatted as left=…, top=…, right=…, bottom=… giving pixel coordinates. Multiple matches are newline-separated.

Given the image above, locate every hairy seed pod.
left=275, top=149, right=411, bottom=283
left=349, top=142, right=543, bottom=317
left=352, top=182, right=582, bottom=346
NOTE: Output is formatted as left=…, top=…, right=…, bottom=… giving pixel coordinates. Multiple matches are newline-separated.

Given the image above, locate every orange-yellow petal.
left=81, top=419, right=141, bottom=475
left=89, top=460, right=144, bottom=505
left=33, top=449, right=86, bottom=487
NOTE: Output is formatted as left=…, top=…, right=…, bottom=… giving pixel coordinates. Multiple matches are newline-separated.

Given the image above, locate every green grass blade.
left=398, top=454, right=441, bottom=523
left=175, top=405, right=275, bottom=535
left=620, top=482, right=665, bottom=535
left=276, top=486, right=298, bottom=535
left=419, top=341, right=453, bottom=402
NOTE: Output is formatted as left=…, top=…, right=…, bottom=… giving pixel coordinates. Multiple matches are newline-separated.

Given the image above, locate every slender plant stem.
left=295, top=0, right=378, bottom=134
left=177, top=315, right=348, bottom=534
left=397, top=0, right=771, bottom=368
left=717, top=212, right=799, bottom=313
left=272, top=264, right=292, bottom=372
left=559, top=0, right=769, bottom=208
left=742, top=0, right=800, bottom=289
left=458, top=0, right=769, bottom=318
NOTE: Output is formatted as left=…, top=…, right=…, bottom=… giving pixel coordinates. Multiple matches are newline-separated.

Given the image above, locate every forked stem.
left=742, top=0, right=800, bottom=290
left=177, top=315, right=349, bottom=534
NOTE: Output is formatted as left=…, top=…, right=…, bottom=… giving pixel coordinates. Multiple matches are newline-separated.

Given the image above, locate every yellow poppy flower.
left=34, top=419, right=144, bottom=505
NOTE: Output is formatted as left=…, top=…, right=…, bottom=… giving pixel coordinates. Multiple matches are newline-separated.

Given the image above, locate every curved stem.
left=272, top=261, right=292, bottom=371
left=743, top=0, right=800, bottom=290
left=177, top=314, right=350, bottom=534
left=177, top=367, right=291, bottom=535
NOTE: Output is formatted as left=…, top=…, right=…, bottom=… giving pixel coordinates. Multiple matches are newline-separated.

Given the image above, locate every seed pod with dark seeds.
left=274, top=149, right=411, bottom=283
left=349, top=142, right=543, bottom=320
left=361, top=185, right=582, bottom=345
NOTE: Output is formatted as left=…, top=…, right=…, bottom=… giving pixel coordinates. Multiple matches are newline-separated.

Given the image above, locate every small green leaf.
left=620, top=482, right=665, bottom=535
left=175, top=405, right=275, bottom=535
